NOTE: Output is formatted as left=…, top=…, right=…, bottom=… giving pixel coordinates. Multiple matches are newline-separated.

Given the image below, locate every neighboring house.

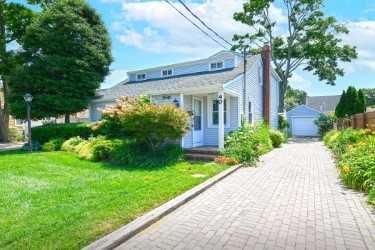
left=1, top=84, right=89, bottom=137
left=306, top=95, right=341, bottom=114
left=90, top=45, right=281, bottom=149
left=287, top=95, right=340, bottom=137
left=0, top=85, right=24, bottom=134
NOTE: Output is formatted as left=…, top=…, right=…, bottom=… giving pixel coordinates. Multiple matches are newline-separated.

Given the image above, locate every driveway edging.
left=85, top=164, right=242, bottom=250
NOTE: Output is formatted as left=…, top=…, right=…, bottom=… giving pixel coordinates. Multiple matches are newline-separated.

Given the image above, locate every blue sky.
left=15, top=0, right=375, bottom=96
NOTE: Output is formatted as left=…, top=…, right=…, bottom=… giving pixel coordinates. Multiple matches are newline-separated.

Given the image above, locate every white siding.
left=203, top=95, right=238, bottom=146
left=90, top=101, right=115, bottom=121
left=270, top=75, right=280, bottom=129
left=183, top=95, right=193, bottom=148
left=246, top=58, right=264, bottom=124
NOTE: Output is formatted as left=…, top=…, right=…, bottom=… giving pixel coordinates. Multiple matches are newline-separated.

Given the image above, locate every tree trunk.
left=278, top=78, right=288, bottom=113
left=64, top=113, right=70, bottom=123
left=0, top=1, right=10, bottom=142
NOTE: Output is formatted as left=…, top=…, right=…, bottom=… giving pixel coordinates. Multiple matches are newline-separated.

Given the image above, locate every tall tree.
left=232, top=0, right=357, bottom=111
left=0, top=1, right=34, bottom=142
left=345, top=86, right=358, bottom=116
left=356, top=89, right=366, bottom=113
left=335, top=90, right=346, bottom=118
left=8, top=0, right=112, bottom=122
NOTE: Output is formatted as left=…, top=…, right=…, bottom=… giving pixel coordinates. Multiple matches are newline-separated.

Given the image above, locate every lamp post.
left=23, top=93, right=33, bottom=152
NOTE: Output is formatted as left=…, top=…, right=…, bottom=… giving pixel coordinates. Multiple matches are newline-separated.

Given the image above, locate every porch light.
left=173, top=98, right=180, bottom=108
left=217, top=93, right=224, bottom=104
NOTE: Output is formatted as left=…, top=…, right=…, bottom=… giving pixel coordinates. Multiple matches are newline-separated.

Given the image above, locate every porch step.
left=184, top=147, right=219, bottom=156
left=184, top=147, right=219, bottom=162
left=185, top=153, right=217, bottom=162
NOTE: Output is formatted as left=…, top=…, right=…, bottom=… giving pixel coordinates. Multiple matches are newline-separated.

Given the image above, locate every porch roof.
left=94, top=56, right=259, bottom=102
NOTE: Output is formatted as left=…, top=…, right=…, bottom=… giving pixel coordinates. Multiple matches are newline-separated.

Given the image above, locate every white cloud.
left=102, top=69, right=128, bottom=89
left=110, top=0, right=286, bottom=56
left=341, top=21, right=375, bottom=73
left=289, top=72, right=313, bottom=92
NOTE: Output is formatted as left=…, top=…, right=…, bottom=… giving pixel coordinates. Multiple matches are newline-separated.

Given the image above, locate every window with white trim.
left=136, top=73, right=146, bottom=81
left=15, top=119, right=23, bottom=126
left=212, top=99, right=227, bottom=125
left=162, top=69, right=173, bottom=77
left=210, top=61, right=224, bottom=71
left=248, top=101, right=253, bottom=124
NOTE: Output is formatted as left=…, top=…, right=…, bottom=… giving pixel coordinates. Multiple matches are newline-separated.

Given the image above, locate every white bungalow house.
left=89, top=45, right=281, bottom=149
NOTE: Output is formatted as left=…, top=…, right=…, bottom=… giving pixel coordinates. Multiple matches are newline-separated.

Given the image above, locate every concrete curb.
left=85, top=164, right=242, bottom=250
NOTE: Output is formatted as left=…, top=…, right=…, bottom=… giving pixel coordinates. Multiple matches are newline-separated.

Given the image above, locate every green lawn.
left=0, top=151, right=228, bottom=249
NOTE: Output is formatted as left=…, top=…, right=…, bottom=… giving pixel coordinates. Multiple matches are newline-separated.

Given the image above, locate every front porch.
left=179, top=92, right=240, bottom=149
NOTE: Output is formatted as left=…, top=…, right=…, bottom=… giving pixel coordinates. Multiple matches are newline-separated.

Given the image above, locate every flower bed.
left=324, top=129, right=375, bottom=205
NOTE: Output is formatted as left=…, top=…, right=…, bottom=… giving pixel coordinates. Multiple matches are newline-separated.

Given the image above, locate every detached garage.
left=286, top=105, right=322, bottom=137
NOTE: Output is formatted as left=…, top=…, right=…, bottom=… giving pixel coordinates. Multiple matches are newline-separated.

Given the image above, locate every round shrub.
left=61, top=137, right=85, bottom=153
left=78, top=137, right=121, bottom=162
left=93, top=96, right=189, bottom=151
left=223, top=123, right=261, bottom=165
left=42, top=138, right=64, bottom=152
left=314, top=114, right=336, bottom=137
left=269, top=130, right=284, bottom=148
left=253, top=123, right=273, bottom=154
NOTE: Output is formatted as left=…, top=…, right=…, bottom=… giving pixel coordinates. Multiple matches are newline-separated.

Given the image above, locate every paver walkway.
left=0, top=142, right=23, bottom=152
left=117, top=140, right=375, bottom=250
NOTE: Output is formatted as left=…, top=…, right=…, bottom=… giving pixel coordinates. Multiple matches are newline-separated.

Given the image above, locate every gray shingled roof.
left=94, top=55, right=259, bottom=102
left=306, top=95, right=341, bottom=113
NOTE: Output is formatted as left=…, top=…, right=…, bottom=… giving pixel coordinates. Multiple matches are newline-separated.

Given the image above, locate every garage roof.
left=286, top=105, right=323, bottom=117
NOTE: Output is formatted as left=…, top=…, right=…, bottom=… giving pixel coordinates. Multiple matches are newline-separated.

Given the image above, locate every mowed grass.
left=0, top=151, right=228, bottom=249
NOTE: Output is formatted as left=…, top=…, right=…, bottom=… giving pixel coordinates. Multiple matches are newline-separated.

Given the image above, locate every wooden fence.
left=336, top=111, right=375, bottom=131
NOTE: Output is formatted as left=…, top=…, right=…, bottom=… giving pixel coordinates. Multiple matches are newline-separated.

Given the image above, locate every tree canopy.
left=0, top=1, right=35, bottom=141
left=232, top=0, right=357, bottom=111
left=284, top=86, right=306, bottom=111
left=8, top=0, right=112, bottom=121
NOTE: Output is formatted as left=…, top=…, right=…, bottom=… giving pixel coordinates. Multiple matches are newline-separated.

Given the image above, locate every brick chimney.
left=262, top=44, right=271, bottom=125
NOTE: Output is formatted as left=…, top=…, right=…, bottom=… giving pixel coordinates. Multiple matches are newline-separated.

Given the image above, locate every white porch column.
left=180, top=93, right=185, bottom=148
left=218, top=91, right=225, bottom=149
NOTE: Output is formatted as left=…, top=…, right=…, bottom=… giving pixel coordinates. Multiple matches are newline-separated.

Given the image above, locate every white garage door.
left=292, top=117, right=319, bottom=137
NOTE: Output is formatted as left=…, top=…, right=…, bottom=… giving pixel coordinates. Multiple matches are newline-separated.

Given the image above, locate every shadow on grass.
left=0, top=147, right=210, bottom=173
left=0, top=149, right=33, bottom=156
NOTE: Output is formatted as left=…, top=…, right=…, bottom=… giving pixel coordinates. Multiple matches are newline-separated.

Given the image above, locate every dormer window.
left=162, top=69, right=173, bottom=77
left=210, top=61, right=224, bottom=71
left=137, top=73, right=146, bottom=81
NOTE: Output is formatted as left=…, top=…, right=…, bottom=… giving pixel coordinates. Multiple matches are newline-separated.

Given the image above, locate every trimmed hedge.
left=269, top=129, right=284, bottom=148
left=32, top=123, right=93, bottom=144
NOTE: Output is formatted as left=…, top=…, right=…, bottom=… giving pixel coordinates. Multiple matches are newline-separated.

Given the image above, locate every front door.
left=192, top=97, right=203, bottom=147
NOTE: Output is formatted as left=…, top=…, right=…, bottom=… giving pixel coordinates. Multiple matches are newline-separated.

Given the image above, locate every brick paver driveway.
left=118, top=139, right=375, bottom=250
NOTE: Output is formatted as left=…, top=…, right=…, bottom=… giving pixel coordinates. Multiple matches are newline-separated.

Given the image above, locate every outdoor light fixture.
left=23, top=93, right=33, bottom=152
left=173, top=98, right=180, bottom=108
left=217, top=93, right=223, bottom=104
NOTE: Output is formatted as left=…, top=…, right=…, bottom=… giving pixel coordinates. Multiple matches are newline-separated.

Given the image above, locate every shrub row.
left=222, top=122, right=284, bottom=166
left=324, top=129, right=375, bottom=205
left=44, top=136, right=183, bottom=168
left=32, top=123, right=93, bottom=144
